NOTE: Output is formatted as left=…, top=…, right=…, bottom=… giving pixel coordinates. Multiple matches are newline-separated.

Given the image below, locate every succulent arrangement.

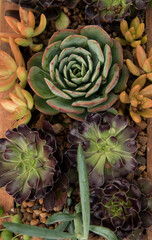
left=0, top=6, right=46, bottom=51
left=0, top=0, right=152, bottom=240
left=28, top=25, right=129, bottom=120
left=116, top=17, right=147, bottom=47
left=66, top=112, right=137, bottom=187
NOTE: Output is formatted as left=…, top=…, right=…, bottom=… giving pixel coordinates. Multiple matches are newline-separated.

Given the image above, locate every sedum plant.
left=66, top=112, right=137, bottom=187
left=0, top=121, right=69, bottom=210
left=90, top=177, right=152, bottom=239
left=28, top=25, right=129, bottom=121
left=0, top=84, right=34, bottom=128
left=3, top=145, right=118, bottom=240
left=83, top=0, right=149, bottom=23
left=0, top=7, right=46, bottom=52
left=120, top=74, right=152, bottom=123
left=126, top=44, right=152, bottom=81
left=0, top=37, right=27, bottom=91
left=7, top=0, right=78, bottom=30
left=116, top=17, right=147, bottom=48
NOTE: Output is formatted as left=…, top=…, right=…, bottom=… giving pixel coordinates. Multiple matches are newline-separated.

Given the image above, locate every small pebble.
left=52, top=123, right=64, bottom=134
left=30, top=219, right=39, bottom=226
left=138, top=136, right=147, bottom=146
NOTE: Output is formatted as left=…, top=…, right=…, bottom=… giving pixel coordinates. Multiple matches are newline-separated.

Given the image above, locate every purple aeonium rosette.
left=0, top=121, right=70, bottom=210
left=66, top=112, right=137, bottom=187
left=90, top=178, right=152, bottom=239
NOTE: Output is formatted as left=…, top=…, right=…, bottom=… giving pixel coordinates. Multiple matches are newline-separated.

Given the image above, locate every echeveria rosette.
left=84, top=0, right=149, bottom=23
left=66, top=113, right=137, bottom=187
left=28, top=25, right=129, bottom=121
left=90, top=178, right=152, bottom=240
left=0, top=121, right=69, bottom=210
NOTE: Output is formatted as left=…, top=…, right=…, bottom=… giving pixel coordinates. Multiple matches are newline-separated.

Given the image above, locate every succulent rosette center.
left=28, top=25, right=128, bottom=120
left=66, top=113, right=137, bottom=187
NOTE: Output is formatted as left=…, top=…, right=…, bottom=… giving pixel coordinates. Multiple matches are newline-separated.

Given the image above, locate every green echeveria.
left=66, top=113, right=137, bottom=187
left=28, top=25, right=129, bottom=121
left=0, top=121, right=69, bottom=210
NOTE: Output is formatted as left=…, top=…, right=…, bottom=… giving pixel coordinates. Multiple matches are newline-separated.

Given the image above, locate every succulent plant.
left=115, top=17, right=147, bottom=48
left=126, top=44, right=152, bottom=81
left=7, top=0, right=79, bottom=30
left=120, top=74, right=152, bottom=123
left=0, top=7, right=46, bottom=52
left=83, top=0, right=149, bottom=23
left=90, top=178, right=152, bottom=239
left=66, top=112, right=137, bottom=187
left=0, top=84, right=34, bottom=128
left=0, top=121, right=69, bottom=210
left=0, top=37, right=27, bottom=91
left=28, top=25, right=129, bottom=120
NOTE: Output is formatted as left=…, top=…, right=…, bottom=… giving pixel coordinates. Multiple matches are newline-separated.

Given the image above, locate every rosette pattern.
left=28, top=25, right=129, bottom=120
left=66, top=113, right=137, bottom=187
left=0, top=121, right=69, bottom=210
left=90, top=178, right=152, bottom=239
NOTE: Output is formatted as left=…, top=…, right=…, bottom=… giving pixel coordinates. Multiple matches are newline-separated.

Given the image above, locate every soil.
left=0, top=0, right=150, bottom=240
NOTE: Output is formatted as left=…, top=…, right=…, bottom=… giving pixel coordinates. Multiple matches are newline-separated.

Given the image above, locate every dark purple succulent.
left=90, top=178, right=152, bottom=240
left=66, top=113, right=137, bottom=187
left=0, top=121, right=69, bottom=210
left=83, top=0, right=149, bottom=23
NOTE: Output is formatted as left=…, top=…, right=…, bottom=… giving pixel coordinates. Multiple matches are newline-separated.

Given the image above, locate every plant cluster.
left=0, top=6, right=46, bottom=51
left=0, top=37, right=27, bottom=91
left=83, top=0, right=150, bottom=23
left=120, top=74, right=152, bottom=122
left=8, top=0, right=79, bottom=30
left=0, top=83, right=34, bottom=128
left=116, top=17, right=147, bottom=47
left=0, top=1, right=152, bottom=240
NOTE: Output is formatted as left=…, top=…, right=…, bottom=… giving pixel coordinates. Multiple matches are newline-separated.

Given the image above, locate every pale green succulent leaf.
left=28, top=66, right=54, bottom=99
left=34, top=95, right=59, bottom=115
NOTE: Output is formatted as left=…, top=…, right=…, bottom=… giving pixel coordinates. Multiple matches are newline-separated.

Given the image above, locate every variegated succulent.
left=126, top=44, right=152, bottom=81
left=66, top=112, right=137, bottom=187
left=84, top=0, right=149, bottom=23
left=90, top=178, right=152, bottom=240
left=0, top=121, right=69, bottom=210
left=28, top=25, right=129, bottom=121
left=116, top=17, right=147, bottom=48
left=120, top=74, right=152, bottom=123
left=0, top=37, right=27, bottom=91
left=0, top=84, right=33, bottom=128
left=0, top=7, right=46, bottom=52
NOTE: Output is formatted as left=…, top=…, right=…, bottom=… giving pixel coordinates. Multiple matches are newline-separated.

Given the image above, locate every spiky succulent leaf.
left=66, top=113, right=137, bottom=187
left=0, top=121, right=69, bottom=210
left=28, top=25, right=128, bottom=120
left=90, top=178, right=152, bottom=239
